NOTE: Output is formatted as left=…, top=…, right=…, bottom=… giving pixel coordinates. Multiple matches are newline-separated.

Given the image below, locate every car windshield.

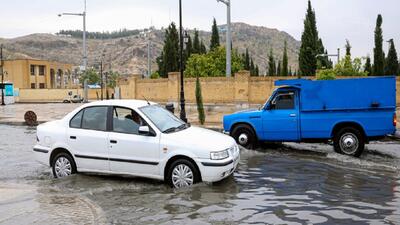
left=140, top=105, right=188, bottom=133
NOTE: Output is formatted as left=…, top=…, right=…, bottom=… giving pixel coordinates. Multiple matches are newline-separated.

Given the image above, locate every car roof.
left=84, top=99, right=157, bottom=109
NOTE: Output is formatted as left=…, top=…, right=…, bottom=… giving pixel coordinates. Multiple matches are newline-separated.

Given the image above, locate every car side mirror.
left=138, top=126, right=155, bottom=136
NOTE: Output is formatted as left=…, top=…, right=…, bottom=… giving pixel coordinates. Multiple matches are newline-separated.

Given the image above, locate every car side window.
left=271, top=92, right=295, bottom=110
left=70, top=110, right=83, bottom=128
left=112, top=107, right=146, bottom=135
left=81, top=107, right=108, bottom=131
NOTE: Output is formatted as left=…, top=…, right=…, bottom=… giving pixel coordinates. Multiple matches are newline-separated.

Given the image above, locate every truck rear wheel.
left=333, top=127, right=365, bottom=157
left=231, top=124, right=257, bottom=149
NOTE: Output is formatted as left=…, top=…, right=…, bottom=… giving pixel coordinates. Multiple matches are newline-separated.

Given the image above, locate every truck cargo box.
left=275, top=76, right=396, bottom=112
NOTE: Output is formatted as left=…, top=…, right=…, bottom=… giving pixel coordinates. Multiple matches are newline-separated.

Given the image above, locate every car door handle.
left=70, top=136, right=76, bottom=139
left=289, top=114, right=297, bottom=117
left=110, top=140, right=117, bottom=144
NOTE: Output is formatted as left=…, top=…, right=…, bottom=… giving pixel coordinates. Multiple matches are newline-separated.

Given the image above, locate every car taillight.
left=394, top=113, right=397, bottom=127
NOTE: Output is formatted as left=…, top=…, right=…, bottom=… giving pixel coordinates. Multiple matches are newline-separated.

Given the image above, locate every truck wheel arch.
left=331, top=122, right=366, bottom=139
left=231, top=122, right=257, bottom=138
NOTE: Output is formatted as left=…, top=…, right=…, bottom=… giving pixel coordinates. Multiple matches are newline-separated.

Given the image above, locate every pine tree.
left=157, top=22, right=179, bottom=77
left=255, top=65, right=259, bottom=76
left=373, top=14, right=385, bottom=76
left=200, top=40, right=207, bottom=54
left=364, top=56, right=372, bottom=76
left=282, top=40, right=289, bottom=76
left=193, top=29, right=201, bottom=54
left=210, top=18, right=220, bottom=50
left=299, top=0, right=320, bottom=76
left=268, top=48, right=275, bottom=76
left=277, top=60, right=282, bottom=76
left=385, top=39, right=399, bottom=75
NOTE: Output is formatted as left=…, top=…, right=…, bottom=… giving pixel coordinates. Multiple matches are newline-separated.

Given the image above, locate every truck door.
left=262, top=90, right=299, bottom=141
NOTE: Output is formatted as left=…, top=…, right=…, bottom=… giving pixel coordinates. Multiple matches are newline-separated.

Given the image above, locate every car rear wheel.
left=231, top=124, right=257, bottom=149
left=167, top=159, right=200, bottom=188
left=333, top=127, right=365, bottom=157
left=52, top=152, right=77, bottom=178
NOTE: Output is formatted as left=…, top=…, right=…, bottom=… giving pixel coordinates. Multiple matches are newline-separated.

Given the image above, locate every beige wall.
left=16, top=71, right=400, bottom=106
left=3, top=59, right=73, bottom=89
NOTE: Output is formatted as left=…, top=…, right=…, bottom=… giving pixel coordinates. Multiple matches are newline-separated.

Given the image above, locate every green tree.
left=107, top=71, right=120, bottom=88
left=157, top=23, right=179, bottom=78
left=210, top=18, right=220, bottom=50
left=80, top=68, right=100, bottom=85
left=244, top=48, right=250, bottom=70
left=268, top=48, right=276, bottom=76
left=344, top=40, right=353, bottom=70
left=185, top=47, right=243, bottom=77
left=385, top=39, right=399, bottom=75
left=200, top=40, right=207, bottom=54
left=345, top=39, right=352, bottom=56
left=193, top=29, right=201, bottom=54
left=299, top=0, right=321, bottom=76
left=277, top=60, right=281, bottom=76
left=250, top=58, right=255, bottom=76
left=255, top=65, right=259, bottom=76
left=373, top=14, right=385, bottom=75
left=195, top=77, right=205, bottom=125
left=282, top=40, right=289, bottom=76
left=364, top=56, right=372, bottom=76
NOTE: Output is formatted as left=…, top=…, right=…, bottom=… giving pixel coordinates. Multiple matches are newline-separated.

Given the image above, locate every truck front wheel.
left=333, top=127, right=365, bottom=157
left=232, top=124, right=257, bottom=149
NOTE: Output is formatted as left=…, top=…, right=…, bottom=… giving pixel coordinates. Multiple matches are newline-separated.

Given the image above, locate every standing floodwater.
left=0, top=125, right=399, bottom=224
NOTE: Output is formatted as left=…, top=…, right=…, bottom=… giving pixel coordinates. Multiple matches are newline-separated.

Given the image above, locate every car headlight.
left=210, top=150, right=229, bottom=160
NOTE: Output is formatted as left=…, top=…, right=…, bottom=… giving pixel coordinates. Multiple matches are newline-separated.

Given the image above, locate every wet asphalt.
left=0, top=125, right=399, bottom=225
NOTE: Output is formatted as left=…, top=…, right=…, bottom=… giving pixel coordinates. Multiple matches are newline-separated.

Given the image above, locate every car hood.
left=162, top=126, right=236, bottom=155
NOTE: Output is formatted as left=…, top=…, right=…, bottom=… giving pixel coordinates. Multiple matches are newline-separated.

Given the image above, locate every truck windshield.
left=140, top=105, right=188, bottom=133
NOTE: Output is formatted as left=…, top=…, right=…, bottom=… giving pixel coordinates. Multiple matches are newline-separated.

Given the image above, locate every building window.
left=31, top=83, right=36, bottom=89
left=39, top=66, right=45, bottom=76
left=30, top=65, right=35, bottom=75
left=39, top=83, right=45, bottom=89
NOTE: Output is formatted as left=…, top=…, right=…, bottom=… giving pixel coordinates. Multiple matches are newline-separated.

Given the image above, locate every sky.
left=0, top=0, right=399, bottom=59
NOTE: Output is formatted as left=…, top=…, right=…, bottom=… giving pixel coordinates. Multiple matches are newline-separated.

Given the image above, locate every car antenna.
left=142, top=95, right=150, bottom=105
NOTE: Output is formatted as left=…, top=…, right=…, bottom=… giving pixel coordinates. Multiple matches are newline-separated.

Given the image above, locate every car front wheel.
left=52, top=152, right=77, bottom=178
left=231, top=124, right=257, bottom=149
left=168, top=159, right=200, bottom=188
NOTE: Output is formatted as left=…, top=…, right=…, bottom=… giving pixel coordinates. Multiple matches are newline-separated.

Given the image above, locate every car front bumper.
left=197, top=154, right=240, bottom=183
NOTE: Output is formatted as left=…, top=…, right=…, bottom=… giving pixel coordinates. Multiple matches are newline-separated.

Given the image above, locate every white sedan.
left=33, top=100, right=240, bottom=188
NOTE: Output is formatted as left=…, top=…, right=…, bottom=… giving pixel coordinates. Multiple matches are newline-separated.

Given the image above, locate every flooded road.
left=0, top=125, right=399, bottom=224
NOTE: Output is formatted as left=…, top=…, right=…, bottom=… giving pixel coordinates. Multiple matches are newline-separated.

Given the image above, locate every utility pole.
left=147, top=33, right=152, bottom=78
left=217, top=0, right=231, bottom=77
left=0, top=44, right=5, bottom=106
left=59, top=0, right=88, bottom=102
left=179, top=0, right=187, bottom=122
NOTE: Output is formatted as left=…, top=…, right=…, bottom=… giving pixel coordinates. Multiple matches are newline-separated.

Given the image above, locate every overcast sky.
left=1, top=0, right=399, bottom=58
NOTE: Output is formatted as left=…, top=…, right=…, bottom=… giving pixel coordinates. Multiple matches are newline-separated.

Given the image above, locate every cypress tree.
left=193, top=29, right=201, bottom=54
left=385, top=39, right=399, bottom=75
left=244, top=48, right=250, bottom=70
left=364, top=56, right=372, bottom=76
left=268, top=48, right=276, bottom=76
left=200, top=40, right=207, bottom=54
left=210, top=18, right=220, bottom=50
left=195, top=76, right=205, bottom=125
left=255, top=65, right=259, bottom=76
left=250, top=58, right=255, bottom=76
left=158, top=22, right=179, bottom=77
left=345, top=39, right=351, bottom=56
left=277, top=60, right=282, bottom=76
left=373, top=14, right=385, bottom=76
left=299, top=0, right=320, bottom=76
left=282, top=40, right=289, bottom=76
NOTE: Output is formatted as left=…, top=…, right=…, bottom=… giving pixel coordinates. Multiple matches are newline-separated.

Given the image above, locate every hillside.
left=0, top=23, right=300, bottom=75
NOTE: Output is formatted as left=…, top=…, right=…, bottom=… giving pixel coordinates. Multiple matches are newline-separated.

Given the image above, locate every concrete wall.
left=17, top=71, right=400, bottom=106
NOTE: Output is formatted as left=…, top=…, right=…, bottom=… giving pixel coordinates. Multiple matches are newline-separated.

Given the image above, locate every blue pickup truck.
left=223, top=76, right=397, bottom=157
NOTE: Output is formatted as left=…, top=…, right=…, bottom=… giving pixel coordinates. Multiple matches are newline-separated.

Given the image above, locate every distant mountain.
left=0, top=23, right=300, bottom=75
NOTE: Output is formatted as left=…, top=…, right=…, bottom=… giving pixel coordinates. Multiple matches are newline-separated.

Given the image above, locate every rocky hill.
left=0, top=23, right=300, bottom=75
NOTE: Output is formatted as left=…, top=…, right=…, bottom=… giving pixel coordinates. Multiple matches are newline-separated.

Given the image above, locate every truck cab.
left=223, top=77, right=397, bottom=157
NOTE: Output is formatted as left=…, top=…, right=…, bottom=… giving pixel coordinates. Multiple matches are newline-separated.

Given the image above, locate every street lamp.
left=0, top=44, right=5, bottom=106
left=179, top=0, right=187, bottom=122
left=316, top=48, right=340, bottom=65
left=59, top=0, right=88, bottom=102
left=217, top=0, right=231, bottom=77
